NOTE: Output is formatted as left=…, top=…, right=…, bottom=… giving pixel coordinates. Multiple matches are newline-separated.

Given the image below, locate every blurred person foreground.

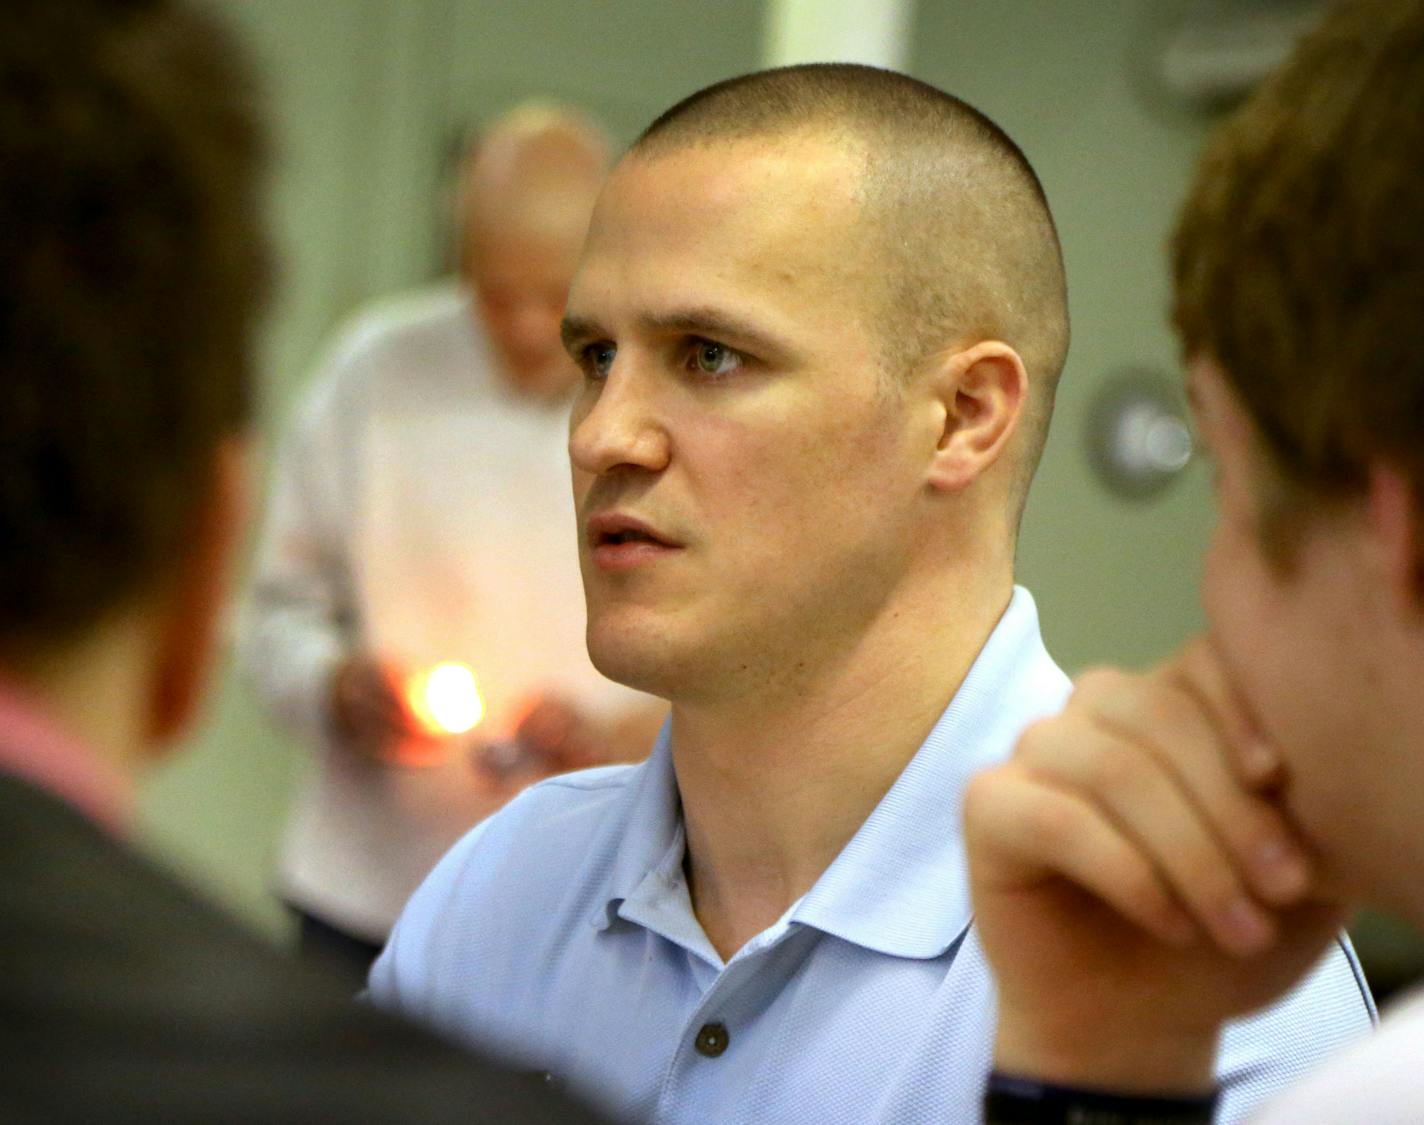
left=238, top=101, right=664, bottom=981
left=966, top=1, right=1424, bottom=1122
left=0, top=2, right=607, bottom=1120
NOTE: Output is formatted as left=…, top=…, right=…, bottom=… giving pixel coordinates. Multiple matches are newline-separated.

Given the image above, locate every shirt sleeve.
left=235, top=337, right=366, bottom=746
left=366, top=811, right=501, bottom=1034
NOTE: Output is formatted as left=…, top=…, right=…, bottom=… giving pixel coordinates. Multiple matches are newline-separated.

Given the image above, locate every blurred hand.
left=470, top=695, right=665, bottom=791
left=964, top=637, right=1349, bottom=1094
left=515, top=696, right=666, bottom=771
left=463, top=695, right=592, bottom=796
left=329, top=654, right=416, bottom=761
left=513, top=695, right=602, bottom=773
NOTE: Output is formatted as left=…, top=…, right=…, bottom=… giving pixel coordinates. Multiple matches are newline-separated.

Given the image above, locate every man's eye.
left=582, top=343, right=616, bottom=379
left=690, top=340, right=741, bottom=377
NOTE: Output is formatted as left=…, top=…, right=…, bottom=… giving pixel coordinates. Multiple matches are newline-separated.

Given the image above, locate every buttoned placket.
left=651, top=915, right=815, bottom=1123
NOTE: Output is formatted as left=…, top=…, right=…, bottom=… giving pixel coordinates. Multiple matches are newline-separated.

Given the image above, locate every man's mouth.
left=596, top=527, right=667, bottom=547
left=586, top=514, right=680, bottom=568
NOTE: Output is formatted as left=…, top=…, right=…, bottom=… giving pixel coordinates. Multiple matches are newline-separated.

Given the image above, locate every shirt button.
left=694, top=1022, right=729, bottom=1058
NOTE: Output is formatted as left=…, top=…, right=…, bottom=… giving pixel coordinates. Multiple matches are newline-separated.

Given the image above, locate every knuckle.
left=1089, top=742, right=1145, bottom=795
left=1184, top=857, right=1242, bottom=914
left=1012, top=716, right=1059, bottom=761
left=1024, top=791, right=1080, bottom=850
left=1070, top=666, right=1122, bottom=702
left=963, top=766, right=1016, bottom=824
left=1121, top=862, right=1168, bottom=915
left=1240, top=808, right=1288, bottom=855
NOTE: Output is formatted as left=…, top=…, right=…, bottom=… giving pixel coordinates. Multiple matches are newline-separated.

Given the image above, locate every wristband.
left=983, top=1071, right=1218, bottom=1124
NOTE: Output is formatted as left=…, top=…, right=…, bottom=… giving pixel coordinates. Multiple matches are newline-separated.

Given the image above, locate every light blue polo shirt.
left=370, top=588, right=1375, bottom=1124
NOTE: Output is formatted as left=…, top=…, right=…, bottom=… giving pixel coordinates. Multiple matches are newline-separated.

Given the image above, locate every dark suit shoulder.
left=0, top=774, right=609, bottom=1124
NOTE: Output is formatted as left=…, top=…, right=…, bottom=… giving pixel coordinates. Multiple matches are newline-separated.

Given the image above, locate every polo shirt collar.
left=594, top=728, right=682, bottom=928
left=794, top=587, right=1066, bottom=958
left=595, top=586, right=1067, bottom=963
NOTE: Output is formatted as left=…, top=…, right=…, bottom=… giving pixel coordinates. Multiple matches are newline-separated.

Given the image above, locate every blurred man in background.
left=0, top=2, right=607, bottom=1119
left=967, top=1, right=1424, bottom=1121
left=239, top=103, right=664, bottom=982
left=370, top=64, right=1371, bottom=1123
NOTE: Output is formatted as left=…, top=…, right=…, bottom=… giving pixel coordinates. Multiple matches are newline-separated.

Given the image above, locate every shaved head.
left=633, top=64, right=1069, bottom=502
left=459, top=102, right=609, bottom=255
left=457, top=102, right=611, bottom=398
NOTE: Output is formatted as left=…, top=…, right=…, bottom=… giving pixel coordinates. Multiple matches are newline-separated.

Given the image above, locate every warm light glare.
left=407, top=662, right=484, bottom=736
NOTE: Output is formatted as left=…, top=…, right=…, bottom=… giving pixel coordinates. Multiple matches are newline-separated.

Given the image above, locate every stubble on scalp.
left=630, top=64, right=1069, bottom=508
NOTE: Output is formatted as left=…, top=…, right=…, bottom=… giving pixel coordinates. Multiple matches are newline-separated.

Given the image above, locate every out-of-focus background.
left=138, top=0, right=1421, bottom=1000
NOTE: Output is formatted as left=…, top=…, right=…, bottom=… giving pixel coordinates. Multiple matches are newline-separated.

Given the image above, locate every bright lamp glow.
left=407, top=662, right=484, bottom=736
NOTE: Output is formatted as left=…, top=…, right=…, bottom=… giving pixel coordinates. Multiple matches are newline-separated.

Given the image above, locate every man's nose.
left=569, top=360, right=670, bottom=476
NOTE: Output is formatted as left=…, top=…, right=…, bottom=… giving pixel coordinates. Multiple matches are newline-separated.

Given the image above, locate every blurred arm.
left=235, top=350, right=360, bottom=747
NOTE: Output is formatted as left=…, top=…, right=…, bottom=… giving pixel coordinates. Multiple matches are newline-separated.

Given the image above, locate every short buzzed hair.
left=1173, top=0, right=1424, bottom=561
left=634, top=64, right=1070, bottom=501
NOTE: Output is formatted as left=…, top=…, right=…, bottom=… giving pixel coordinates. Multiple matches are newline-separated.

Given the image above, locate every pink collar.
left=0, top=674, right=132, bottom=835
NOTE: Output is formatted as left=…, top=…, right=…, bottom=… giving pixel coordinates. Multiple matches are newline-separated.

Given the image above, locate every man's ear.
left=146, top=437, right=252, bottom=748
left=1367, top=464, right=1424, bottom=620
left=924, top=340, right=1028, bottom=494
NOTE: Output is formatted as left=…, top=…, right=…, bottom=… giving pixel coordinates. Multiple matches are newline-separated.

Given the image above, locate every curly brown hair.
left=0, top=0, right=268, bottom=650
left=1173, top=0, right=1424, bottom=544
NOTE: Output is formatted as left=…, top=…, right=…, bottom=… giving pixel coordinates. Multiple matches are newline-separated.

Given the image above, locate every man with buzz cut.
left=369, top=64, right=1373, bottom=1123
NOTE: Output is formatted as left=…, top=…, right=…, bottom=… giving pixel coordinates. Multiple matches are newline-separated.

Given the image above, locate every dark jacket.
left=0, top=772, right=608, bottom=1123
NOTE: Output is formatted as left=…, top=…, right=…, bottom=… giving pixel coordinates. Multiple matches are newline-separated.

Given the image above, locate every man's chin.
left=587, top=623, right=683, bottom=699
left=588, top=643, right=663, bottom=696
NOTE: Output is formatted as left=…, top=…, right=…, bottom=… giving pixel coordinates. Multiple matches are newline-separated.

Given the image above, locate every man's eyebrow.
left=561, top=306, right=796, bottom=361
left=560, top=315, right=603, bottom=354
left=638, top=307, right=791, bottom=358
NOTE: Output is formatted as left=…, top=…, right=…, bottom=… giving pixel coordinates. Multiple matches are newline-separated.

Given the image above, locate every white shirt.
left=1251, top=986, right=1424, bottom=1123
left=370, top=589, right=1375, bottom=1123
left=238, top=284, right=647, bottom=940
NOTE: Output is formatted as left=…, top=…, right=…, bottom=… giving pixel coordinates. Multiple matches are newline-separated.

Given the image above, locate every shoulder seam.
left=1335, top=933, right=1380, bottom=1025
left=536, top=770, right=635, bottom=794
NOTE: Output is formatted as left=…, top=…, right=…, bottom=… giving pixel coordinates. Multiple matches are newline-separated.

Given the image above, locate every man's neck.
left=0, top=610, right=155, bottom=830
left=673, top=570, right=1013, bottom=962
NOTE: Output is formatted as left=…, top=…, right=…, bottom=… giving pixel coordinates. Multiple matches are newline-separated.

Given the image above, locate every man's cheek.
left=1199, top=531, right=1231, bottom=632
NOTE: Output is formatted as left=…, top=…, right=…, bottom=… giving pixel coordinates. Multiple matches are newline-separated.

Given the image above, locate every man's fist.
left=329, top=655, right=418, bottom=761
left=965, top=638, right=1349, bottom=1093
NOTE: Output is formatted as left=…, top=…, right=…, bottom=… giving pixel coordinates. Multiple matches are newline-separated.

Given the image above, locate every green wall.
left=911, top=0, right=1217, bottom=673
